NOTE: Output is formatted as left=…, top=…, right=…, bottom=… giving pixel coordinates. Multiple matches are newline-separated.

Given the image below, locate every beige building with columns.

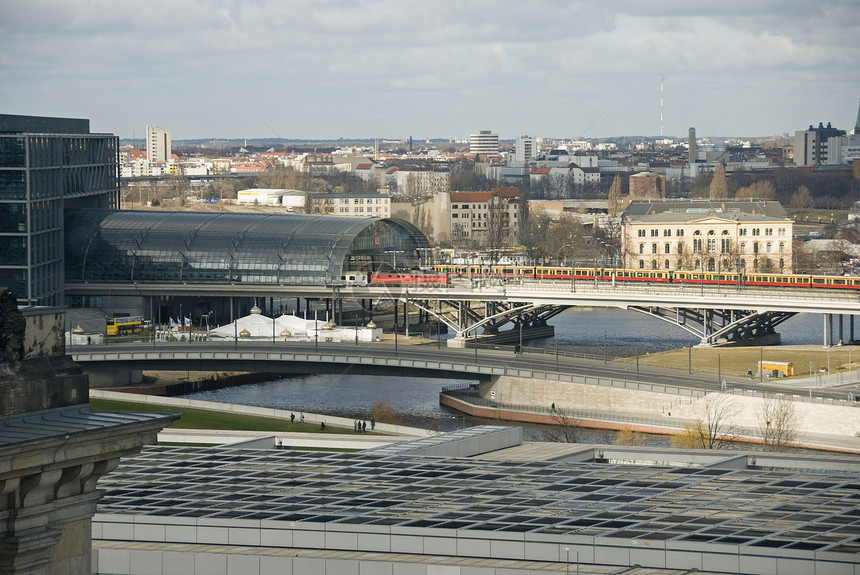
left=621, top=199, right=793, bottom=273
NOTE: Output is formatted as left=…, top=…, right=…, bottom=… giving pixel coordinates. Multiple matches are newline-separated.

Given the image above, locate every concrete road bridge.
left=70, top=341, right=859, bottom=405
left=68, top=278, right=860, bottom=347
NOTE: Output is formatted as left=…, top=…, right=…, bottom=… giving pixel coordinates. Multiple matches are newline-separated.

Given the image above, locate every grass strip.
left=90, top=398, right=349, bottom=433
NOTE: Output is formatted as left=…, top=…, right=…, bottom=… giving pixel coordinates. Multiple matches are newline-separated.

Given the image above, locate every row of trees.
left=547, top=394, right=800, bottom=451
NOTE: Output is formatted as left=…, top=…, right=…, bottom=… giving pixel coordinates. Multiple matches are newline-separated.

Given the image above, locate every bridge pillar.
left=839, top=314, right=844, bottom=346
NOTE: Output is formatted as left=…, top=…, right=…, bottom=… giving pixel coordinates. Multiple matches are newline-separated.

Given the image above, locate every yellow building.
left=621, top=199, right=793, bottom=273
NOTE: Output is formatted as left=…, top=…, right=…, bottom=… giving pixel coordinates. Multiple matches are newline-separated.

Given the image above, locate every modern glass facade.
left=65, top=210, right=429, bottom=286
left=0, top=115, right=118, bottom=306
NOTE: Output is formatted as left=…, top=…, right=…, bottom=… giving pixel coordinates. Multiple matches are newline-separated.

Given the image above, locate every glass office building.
left=0, top=115, right=118, bottom=306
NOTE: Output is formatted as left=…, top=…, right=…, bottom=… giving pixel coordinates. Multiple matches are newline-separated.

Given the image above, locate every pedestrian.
left=300, top=413, right=304, bottom=423
left=362, top=420, right=367, bottom=432
left=371, top=417, right=375, bottom=430
left=290, top=412, right=295, bottom=424
left=320, top=421, right=326, bottom=430
left=551, top=402, right=555, bottom=412
left=747, top=370, right=753, bottom=380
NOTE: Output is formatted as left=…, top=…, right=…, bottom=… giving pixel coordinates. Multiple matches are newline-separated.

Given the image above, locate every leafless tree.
left=709, top=164, right=728, bottom=199
left=541, top=405, right=581, bottom=443
left=670, top=394, right=740, bottom=449
left=756, top=395, right=800, bottom=451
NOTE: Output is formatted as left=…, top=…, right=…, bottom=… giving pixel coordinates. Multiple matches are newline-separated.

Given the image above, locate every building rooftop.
left=95, top=427, right=860, bottom=571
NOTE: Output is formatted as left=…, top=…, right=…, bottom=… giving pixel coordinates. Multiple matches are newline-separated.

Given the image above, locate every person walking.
left=290, top=413, right=295, bottom=424
left=370, top=417, right=375, bottom=430
left=299, top=413, right=304, bottom=424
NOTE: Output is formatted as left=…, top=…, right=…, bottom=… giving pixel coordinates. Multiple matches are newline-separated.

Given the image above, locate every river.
left=178, top=310, right=831, bottom=443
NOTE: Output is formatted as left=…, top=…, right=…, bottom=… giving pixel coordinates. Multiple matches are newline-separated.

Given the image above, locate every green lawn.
left=90, top=398, right=352, bottom=434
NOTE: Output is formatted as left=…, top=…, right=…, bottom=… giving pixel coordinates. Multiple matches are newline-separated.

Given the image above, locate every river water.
left=179, top=310, right=831, bottom=442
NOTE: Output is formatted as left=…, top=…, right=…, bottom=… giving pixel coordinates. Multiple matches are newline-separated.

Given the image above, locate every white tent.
left=208, top=312, right=326, bottom=340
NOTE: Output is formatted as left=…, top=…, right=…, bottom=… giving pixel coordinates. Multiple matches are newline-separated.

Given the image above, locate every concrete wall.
left=92, top=514, right=860, bottom=575
left=486, top=375, right=860, bottom=443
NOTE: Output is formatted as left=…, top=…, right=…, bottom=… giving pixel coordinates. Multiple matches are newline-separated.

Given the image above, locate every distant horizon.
left=116, top=132, right=797, bottom=145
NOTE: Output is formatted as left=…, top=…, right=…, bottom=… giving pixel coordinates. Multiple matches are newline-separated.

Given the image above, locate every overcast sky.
left=2, top=1, right=858, bottom=141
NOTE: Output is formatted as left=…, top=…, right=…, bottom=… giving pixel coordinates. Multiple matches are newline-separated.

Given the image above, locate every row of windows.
left=637, top=227, right=789, bottom=238
left=638, top=257, right=787, bottom=271
left=337, top=198, right=386, bottom=204
left=639, top=241, right=786, bottom=255
left=452, top=203, right=519, bottom=210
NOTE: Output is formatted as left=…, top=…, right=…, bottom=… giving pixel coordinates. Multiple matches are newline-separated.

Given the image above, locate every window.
left=766, top=242, right=772, bottom=253
left=740, top=228, right=747, bottom=236
left=721, top=238, right=730, bottom=253
left=663, top=229, right=672, bottom=237
left=676, top=229, right=684, bottom=237
left=765, top=228, right=772, bottom=236
left=651, top=229, right=659, bottom=237
left=693, top=238, right=703, bottom=254
left=752, top=228, right=760, bottom=236
left=651, top=259, right=658, bottom=269
left=707, top=238, right=716, bottom=253
left=753, top=242, right=759, bottom=254
left=665, top=259, right=670, bottom=269
left=639, top=243, right=645, bottom=254
left=639, top=259, right=644, bottom=269
left=638, top=229, right=646, bottom=237
left=707, top=230, right=715, bottom=235
left=664, top=243, right=671, bottom=254
left=652, top=243, right=658, bottom=254
left=779, top=242, right=784, bottom=253
left=677, top=242, right=684, bottom=254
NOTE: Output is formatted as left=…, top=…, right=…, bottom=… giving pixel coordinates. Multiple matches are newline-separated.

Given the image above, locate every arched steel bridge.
left=67, top=278, right=860, bottom=346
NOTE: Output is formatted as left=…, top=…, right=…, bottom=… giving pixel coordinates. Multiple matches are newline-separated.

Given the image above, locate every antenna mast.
left=660, top=74, right=664, bottom=137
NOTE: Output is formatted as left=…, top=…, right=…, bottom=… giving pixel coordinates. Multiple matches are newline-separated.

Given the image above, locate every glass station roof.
left=98, top=443, right=860, bottom=556
left=64, top=209, right=429, bottom=285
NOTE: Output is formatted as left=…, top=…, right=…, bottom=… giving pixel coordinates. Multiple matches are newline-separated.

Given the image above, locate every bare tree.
left=669, top=394, right=740, bottom=449
left=709, top=164, right=728, bottom=199
left=756, top=395, right=800, bottom=451
left=541, top=405, right=581, bottom=443
left=607, top=175, right=622, bottom=217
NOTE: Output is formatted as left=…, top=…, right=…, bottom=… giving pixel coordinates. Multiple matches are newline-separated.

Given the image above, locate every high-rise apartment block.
left=0, top=114, right=118, bottom=306
left=469, top=130, right=499, bottom=156
left=514, top=136, right=537, bottom=162
left=146, top=125, right=171, bottom=163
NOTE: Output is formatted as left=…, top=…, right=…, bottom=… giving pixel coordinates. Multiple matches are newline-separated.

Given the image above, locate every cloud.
left=1, top=0, right=858, bottom=139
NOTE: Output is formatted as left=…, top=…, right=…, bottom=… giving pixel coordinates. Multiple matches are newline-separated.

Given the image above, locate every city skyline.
left=2, top=1, right=858, bottom=141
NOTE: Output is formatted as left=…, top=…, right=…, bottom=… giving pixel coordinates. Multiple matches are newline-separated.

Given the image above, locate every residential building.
left=469, top=130, right=499, bottom=156
left=628, top=172, right=666, bottom=201
left=514, top=136, right=537, bottom=162
left=449, top=187, right=521, bottom=244
left=146, top=125, right=171, bottom=163
left=313, top=192, right=391, bottom=217
left=621, top=199, right=793, bottom=274
left=0, top=114, right=118, bottom=306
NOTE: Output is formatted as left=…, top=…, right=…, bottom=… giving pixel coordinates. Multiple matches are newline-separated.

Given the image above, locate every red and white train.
left=343, top=266, right=860, bottom=290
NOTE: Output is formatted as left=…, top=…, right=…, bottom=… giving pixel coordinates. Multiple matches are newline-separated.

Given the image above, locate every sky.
left=2, top=1, right=859, bottom=141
